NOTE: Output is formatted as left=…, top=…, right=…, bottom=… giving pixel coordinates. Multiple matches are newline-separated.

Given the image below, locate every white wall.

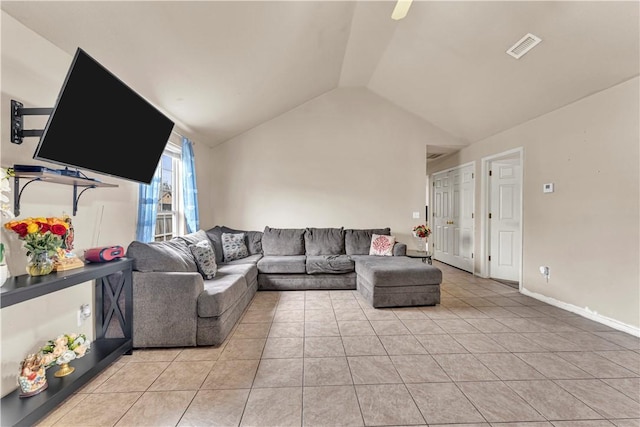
left=207, top=87, right=459, bottom=244
left=428, top=77, right=640, bottom=332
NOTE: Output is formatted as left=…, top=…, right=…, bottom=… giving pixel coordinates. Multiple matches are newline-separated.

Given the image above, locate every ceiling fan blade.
left=391, top=0, right=413, bottom=20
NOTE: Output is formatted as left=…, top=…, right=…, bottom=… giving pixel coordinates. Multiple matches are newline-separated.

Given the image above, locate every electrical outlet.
left=412, top=211, right=420, bottom=219
left=77, top=303, right=91, bottom=326
left=539, top=266, right=550, bottom=282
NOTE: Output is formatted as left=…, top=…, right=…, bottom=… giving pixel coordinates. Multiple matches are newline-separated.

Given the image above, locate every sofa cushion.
left=369, top=234, right=396, bottom=256
left=207, top=226, right=263, bottom=261
left=223, top=254, right=263, bottom=266
left=198, top=274, right=248, bottom=317
left=306, top=255, right=354, bottom=274
left=217, top=263, right=258, bottom=287
left=204, top=226, right=226, bottom=264
left=127, top=239, right=197, bottom=273
left=257, top=255, right=307, bottom=274
left=220, top=226, right=263, bottom=255
left=178, top=229, right=210, bottom=246
left=189, top=239, right=218, bottom=279
left=304, top=227, right=345, bottom=255
left=222, top=232, right=249, bottom=262
left=261, top=227, right=305, bottom=256
left=344, top=228, right=391, bottom=255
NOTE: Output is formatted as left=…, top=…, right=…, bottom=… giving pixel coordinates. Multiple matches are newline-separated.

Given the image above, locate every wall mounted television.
left=33, top=47, right=175, bottom=185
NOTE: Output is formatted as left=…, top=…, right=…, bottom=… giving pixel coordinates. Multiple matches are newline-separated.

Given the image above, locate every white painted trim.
left=481, top=147, right=524, bottom=290
left=432, top=161, right=475, bottom=176
left=521, top=287, right=640, bottom=338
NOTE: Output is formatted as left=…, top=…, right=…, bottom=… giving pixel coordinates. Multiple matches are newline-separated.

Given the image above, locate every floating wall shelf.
left=13, top=169, right=118, bottom=216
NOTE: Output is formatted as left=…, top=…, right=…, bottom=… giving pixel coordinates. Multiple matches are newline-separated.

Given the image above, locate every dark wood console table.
left=0, top=258, right=133, bottom=427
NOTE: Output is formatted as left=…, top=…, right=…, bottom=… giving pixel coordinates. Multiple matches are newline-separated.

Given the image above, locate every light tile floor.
left=36, top=261, right=640, bottom=427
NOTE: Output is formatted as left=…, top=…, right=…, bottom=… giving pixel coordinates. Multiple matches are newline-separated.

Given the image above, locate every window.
left=154, top=143, right=184, bottom=241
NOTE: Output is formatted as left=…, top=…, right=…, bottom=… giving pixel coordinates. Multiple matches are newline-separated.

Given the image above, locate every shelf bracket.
left=73, top=185, right=96, bottom=216
left=13, top=177, right=42, bottom=217
left=14, top=176, right=97, bottom=217
left=11, top=100, right=53, bottom=144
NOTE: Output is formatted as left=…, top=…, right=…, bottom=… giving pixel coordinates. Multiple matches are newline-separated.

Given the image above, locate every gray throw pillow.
left=189, top=240, right=218, bottom=279
left=222, top=232, right=249, bottom=262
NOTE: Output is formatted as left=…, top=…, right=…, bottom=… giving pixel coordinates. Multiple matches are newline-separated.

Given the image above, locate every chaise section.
left=355, top=257, right=442, bottom=308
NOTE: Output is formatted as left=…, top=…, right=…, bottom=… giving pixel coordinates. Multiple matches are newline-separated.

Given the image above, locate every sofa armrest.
left=132, top=271, right=204, bottom=348
left=393, top=242, right=407, bottom=256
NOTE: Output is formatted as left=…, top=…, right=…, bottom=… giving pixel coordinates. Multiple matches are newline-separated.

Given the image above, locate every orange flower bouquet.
left=4, top=217, right=69, bottom=276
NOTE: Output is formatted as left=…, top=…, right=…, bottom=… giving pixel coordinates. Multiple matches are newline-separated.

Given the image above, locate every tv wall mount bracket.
left=11, top=99, right=53, bottom=144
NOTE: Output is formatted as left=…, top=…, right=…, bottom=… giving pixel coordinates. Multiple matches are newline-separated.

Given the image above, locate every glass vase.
left=26, top=252, right=54, bottom=277
left=413, top=236, right=426, bottom=251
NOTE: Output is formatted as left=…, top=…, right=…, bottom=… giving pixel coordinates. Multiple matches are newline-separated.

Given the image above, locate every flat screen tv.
left=33, top=47, right=175, bottom=185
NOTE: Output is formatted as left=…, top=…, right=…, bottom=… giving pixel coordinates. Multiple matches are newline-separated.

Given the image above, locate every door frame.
left=480, top=147, right=524, bottom=288
left=429, top=161, right=475, bottom=273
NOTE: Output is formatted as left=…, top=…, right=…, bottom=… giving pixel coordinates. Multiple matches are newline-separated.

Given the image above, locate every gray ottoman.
left=355, top=257, right=442, bottom=308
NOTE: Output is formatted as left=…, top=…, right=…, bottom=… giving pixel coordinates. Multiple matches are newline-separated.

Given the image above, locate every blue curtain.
left=181, top=137, right=200, bottom=233
left=135, top=167, right=161, bottom=242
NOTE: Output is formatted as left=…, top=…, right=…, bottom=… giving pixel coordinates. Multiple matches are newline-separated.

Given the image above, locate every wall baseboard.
left=521, top=287, right=640, bottom=338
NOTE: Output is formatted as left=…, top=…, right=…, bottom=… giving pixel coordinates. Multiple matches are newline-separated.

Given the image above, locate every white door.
left=454, top=166, right=474, bottom=272
left=433, top=164, right=474, bottom=273
left=432, top=171, right=451, bottom=259
left=488, top=159, right=521, bottom=282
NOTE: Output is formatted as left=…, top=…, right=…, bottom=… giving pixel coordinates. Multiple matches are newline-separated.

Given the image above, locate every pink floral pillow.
left=369, top=234, right=396, bottom=256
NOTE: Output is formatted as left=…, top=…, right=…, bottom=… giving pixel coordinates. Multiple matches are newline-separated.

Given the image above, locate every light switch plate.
left=412, top=211, right=420, bottom=219
left=543, top=183, right=554, bottom=193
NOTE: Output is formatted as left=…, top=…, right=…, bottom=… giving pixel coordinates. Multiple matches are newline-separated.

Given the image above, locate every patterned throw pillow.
left=189, top=240, right=217, bottom=280
left=222, top=232, right=249, bottom=262
left=369, top=234, right=396, bottom=256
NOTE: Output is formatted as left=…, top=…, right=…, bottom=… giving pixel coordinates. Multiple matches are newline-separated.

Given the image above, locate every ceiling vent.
left=506, top=33, right=542, bottom=59
left=427, top=153, right=444, bottom=160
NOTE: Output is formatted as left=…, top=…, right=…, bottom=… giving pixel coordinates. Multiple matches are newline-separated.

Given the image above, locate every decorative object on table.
left=84, top=245, right=124, bottom=263
left=411, top=224, right=432, bottom=251
left=18, top=353, right=48, bottom=397
left=53, top=215, right=84, bottom=271
left=40, top=333, right=91, bottom=377
left=4, top=216, right=70, bottom=276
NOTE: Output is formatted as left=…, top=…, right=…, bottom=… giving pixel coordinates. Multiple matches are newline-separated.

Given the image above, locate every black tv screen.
left=33, top=47, right=175, bottom=185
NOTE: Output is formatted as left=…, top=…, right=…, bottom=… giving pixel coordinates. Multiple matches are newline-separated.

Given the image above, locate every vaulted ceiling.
left=2, top=1, right=638, bottom=151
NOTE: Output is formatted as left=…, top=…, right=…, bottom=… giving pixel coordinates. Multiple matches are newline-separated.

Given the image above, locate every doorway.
left=483, top=148, right=523, bottom=288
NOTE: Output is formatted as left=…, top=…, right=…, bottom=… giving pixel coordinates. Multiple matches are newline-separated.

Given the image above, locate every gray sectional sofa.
left=126, top=225, right=442, bottom=348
